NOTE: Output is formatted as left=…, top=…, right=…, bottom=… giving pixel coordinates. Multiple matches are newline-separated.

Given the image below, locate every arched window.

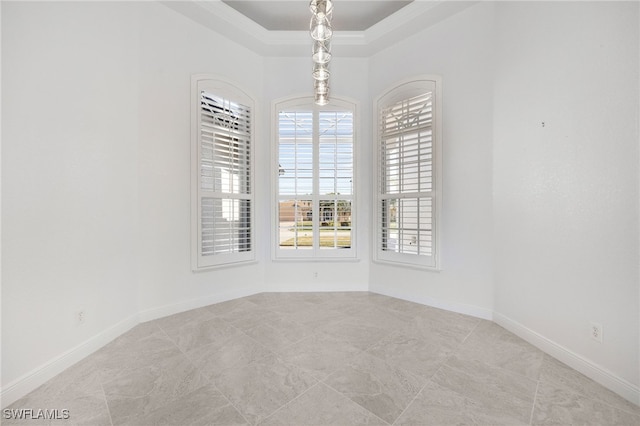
left=374, top=76, right=442, bottom=269
left=273, top=96, right=357, bottom=259
left=191, top=75, right=256, bottom=270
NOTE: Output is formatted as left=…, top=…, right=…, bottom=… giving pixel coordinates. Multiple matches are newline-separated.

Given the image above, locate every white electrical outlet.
left=590, top=322, right=603, bottom=343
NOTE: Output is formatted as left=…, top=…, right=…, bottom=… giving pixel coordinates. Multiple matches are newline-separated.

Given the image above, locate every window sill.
left=371, top=257, right=441, bottom=272
left=192, top=259, right=259, bottom=273
left=272, top=256, right=361, bottom=263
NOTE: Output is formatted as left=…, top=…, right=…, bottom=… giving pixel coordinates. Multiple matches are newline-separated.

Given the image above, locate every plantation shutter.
left=376, top=78, right=440, bottom=268
left=192, top=77, right=254, bottom=270
left=275, top=97, right=356, bottom=259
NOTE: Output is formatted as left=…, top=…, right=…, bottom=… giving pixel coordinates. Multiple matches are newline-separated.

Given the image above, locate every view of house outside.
left=277, top=109, right=353, bottom=250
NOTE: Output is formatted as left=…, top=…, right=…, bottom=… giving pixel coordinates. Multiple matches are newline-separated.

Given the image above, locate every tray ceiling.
left=221, top=1, right=413, bottom=31
left=162, top=0, right=477, bottom=56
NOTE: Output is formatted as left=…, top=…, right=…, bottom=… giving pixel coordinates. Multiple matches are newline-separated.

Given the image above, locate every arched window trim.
left=191, top=74, right=257, bottom=270
left=272, top=95, right=359, bottom=261
left=373, top=76, right=442, bottom=270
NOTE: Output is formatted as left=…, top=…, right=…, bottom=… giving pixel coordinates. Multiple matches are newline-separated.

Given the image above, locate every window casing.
left=273, top=97, right=357, bottom=259
left=374, top=77, right=442, bottom=269
left=191, top=75, right=255, bottom=270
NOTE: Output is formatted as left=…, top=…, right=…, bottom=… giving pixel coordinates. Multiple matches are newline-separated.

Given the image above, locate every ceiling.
left=221, top=1, right=414, bottom=31
left=163, top=1, right=477, bottom=57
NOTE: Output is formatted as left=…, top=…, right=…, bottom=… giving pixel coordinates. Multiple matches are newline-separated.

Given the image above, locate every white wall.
left=368, top=1, right=496, bottom=318
left=493, top=0, right=639, bottom=394
left=135, top=2, right=265, bottom=319
left=2, top=0, right=140, bottom=391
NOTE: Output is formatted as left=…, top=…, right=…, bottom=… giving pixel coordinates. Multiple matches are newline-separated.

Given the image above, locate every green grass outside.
left=280, top=235, right=351, bottom=247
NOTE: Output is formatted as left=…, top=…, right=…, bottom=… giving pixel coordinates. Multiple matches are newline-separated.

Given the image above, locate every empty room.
left=1, top=0, right=639, bottom=424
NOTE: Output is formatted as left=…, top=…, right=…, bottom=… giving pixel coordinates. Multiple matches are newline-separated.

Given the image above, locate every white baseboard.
left=138, top=286, right=262, bottom=323
left=494, top=312, right=640, bottom=407
left=369, top=284, right=494, bottom=320
left=265, top=281, right=369, bottom=293
left=0, top=313, right=140, bottom=409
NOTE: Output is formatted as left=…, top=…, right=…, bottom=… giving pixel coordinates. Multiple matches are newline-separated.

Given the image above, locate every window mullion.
left=312, top=108, right=320, bottom=254
left=275, top=97, right=356, bottom=259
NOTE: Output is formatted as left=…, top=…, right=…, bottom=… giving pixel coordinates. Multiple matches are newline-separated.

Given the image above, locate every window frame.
left=191, top=74, right=256, bottom=270
left=272, top=96, right=358, bottom=261
left=373, top=76, right=442, bottom=270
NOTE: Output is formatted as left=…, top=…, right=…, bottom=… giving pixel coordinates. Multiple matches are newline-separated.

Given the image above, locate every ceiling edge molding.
left=358, top=0, right=479, bottom=55
left=161, top=0, right=478, bottom=57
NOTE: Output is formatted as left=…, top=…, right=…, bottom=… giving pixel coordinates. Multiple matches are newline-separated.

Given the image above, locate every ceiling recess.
left=162, top=0, right=477, bottom=57
left=221, top=1, right=413, bottom=32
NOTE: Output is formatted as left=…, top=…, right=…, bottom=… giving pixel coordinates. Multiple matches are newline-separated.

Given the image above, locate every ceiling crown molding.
left=162, top=0, right=477, bottom=57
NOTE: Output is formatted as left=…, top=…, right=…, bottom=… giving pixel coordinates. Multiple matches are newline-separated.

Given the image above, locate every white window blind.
left=375, top=78, right=441, bottom=269
left=191, top=76, right=255, bottom=270
left=274, top=97, right=356, bottom=259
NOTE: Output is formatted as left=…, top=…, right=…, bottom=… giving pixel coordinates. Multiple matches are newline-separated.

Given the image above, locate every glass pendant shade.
left=310, top=0, right=333, bottom=19
left=310, top=0, right=332, bottom=105
left=315, top=91, right=329, bottom=106
left=314, top=80, right=329, bottom=95
left=312, top=40, right=331, bottom=64
left=310, top=15, right=332, bottom=41
left=312, top=63, right=330, bottom=81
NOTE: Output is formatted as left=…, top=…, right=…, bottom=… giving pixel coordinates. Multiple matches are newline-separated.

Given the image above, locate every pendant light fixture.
left=310, top=0, right=333, bottom=105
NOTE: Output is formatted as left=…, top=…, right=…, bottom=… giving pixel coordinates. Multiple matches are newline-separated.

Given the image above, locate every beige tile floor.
left=5, top=292, right=640, bottom=425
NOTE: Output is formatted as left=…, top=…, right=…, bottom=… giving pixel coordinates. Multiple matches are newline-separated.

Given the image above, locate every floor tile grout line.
left=325, top=381, right=392, bottom=426
left=257, top=381, right=322, bottom=425
left=89, top=356, right=115, bottom=426
left=360, top=335, right=441, bottom=390
left=356, top=327, right=396, bottom=354
left=223, top=318, right=295, bottom=366
left=390, top=359, right=451, bottom=426
left=437, top=351, right=543, bottom=425
left=528, top=380, right=540, bottom=425
left=390, top=380, right=430, bottom=426
left=232, top=314, right=318, bottom=355
left=186, top=307, right=283, bottom=370
left=156, top=322, right=202, bottom=363
left=165, top=306, right=340, bottom=425
left=319, top=378, right=392, bottom=426
left=458, top=317, right=483, bottom=346
left=90, top=325, right=163, bottom=426
left=210, top=388, right=253, bottom=426
left=440, top=351, right=540, bottom=397
left=536, top=375, right=640, bottom=418
left=208, top=301, right=372, bottom=423
left=315, top=319, right=441, bottom=424
left=445, top=327, right=543, bottom=386
left=99, top=386, right=115, bottom=426
left=155, top=322, right=254, bottom=426
left=312, top=323, right=382, bottom=355
left=269, top=331, right=314, bottom=354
